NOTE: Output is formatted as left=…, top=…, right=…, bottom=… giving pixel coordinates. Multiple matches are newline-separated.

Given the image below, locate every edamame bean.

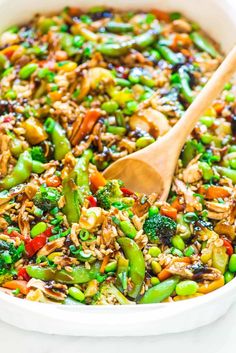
left=68, top=287, right=85, bottom=302
left=148, top=246, right=161, bottom=257
left=229, top=254, right=236, bottom=272
left=176, top=280, right=198, bottom=296
left=171, top=235, right=185, bottom=251
left=224, top=271, right=234, bottom=283
left=30, top=222, right=47, bottom=238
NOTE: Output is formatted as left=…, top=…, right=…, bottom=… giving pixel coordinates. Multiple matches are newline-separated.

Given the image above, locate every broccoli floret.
left=95, top=180, right=123, bottom=210
left=30, top=146, right=46, bottom=163
left=33, top=185, right=61, bottom=211
left=0, top=240, right=25, bottom=276
left=92, top=283, right=132, bottom=305
left=143, top=214, right=177, bottom=245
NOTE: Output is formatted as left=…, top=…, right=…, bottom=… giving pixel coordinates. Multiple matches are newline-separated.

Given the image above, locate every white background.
left=1, top=303, right=236, bottom=352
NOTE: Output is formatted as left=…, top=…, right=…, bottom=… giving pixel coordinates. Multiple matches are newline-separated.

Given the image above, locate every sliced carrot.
left=172, top=257, right=191, bottom=264
left=46, top=175, right=61, bottom=187
left=100, top=255, right=110, bottom=274
left=199, top=185, right=230, bottom=199
left=3, top=280, right=29, bottom=295
left=151, top=9, right=170, bottom=22
left=71, top=110, right=101, bottom=146
left=158, top=268, right=171, bottom=281
left=90, top=170, right=107, bottom=190
left=171, top=197, right=185, bottom=212
left=160, top=205, right=178, bottom=220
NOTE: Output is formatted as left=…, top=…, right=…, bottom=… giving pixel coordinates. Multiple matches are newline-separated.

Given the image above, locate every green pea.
left=224, top=271, right=234, bottom=283
left=68, top=287, right=85, bottom=302
left=176, top=280, right=198, bottom=296
left=136, top=136, right=155, bottom=148
left=199, top=116, right=214, bottom=127
left=225, top=93, right=235, bottom=103
left=19, top=63, right=38, bottom=79
left=105, top=261, right=117, bottom=273
left=229, top=254, right=236, bottom=272
left=151, top=277, right=160, bottom=286
left=148, top=246, right=161, bottom=257
left=171, top=235, right=185, bottom=251
left=201, top=133, right=213, bottom=144
left=119, top=220, right=137, bottom=239
left=148, top=205, right=159, bottom=217
left=102, top=100, right=119, bottom=113
left=30, top=222, right=47, bottom=238
left=229, top=159, right=236, bottom=170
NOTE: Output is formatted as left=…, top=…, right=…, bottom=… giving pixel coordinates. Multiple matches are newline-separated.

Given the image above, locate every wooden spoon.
left=103, top=46, right=236, bottom=200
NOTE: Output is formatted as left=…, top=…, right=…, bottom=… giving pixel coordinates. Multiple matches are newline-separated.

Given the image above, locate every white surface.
left=1, top=303, right=236, bottom=353
left=1, top=0, right=236, bottom=338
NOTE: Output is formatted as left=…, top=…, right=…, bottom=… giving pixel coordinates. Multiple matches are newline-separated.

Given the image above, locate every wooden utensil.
left=103, top=46, right=236, bottom=200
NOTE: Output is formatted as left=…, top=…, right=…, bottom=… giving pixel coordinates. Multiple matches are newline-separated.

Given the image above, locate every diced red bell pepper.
left=87, top=195, right=97, bottom=208
left=121, top=187, right=134, bottom=196
left=18, top=267, right=31, bottom=281
left=223, top=238, right=234, bottom=256
left=25, top=234, right=47, bottom=257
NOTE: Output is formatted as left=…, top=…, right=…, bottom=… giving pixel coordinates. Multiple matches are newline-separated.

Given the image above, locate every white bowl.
left=0, top=0, right=236, bottom=336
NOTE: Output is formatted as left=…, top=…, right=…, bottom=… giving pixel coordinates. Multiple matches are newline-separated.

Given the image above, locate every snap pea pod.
left=139, top=276, right=179, bottom=304
left=32, top=160, right=46, bottom=174
left=156, top=44, right=181, bottom=65
left=26, top=262, right=100, bottom=284
left=44, top=117, right=71, bottom=160
left=0, top=150, right=32, bottom=190
left=62, top=172, right=83, bottom=224
left=117, top=237, right=145, bottom=298
left=116, top=255, right=129, bottom=291
left=97, top=40, right=135, bottom=57
left=135, top=29, right=160, bottom=50
left=212, top=246, right=228, bottom=274
left=179, top=69, right=194, bottom=103
left=190, top=32, right=219, bottom=58
left=75, top=149, right=93, bottom=194
left=181, top=140, right=197, bottom=167
left=215, top=166, right=236, bottom=183
left=105, top=21, right=134, bottom=33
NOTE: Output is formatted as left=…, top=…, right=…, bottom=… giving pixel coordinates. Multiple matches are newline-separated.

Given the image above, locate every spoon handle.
left=166, top=45, right=236, bottom=145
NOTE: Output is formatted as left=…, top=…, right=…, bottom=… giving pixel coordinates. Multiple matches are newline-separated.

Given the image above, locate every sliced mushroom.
left=130, top=108, right=170, bottom=138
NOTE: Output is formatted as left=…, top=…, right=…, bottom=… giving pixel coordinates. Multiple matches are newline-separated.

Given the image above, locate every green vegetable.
left=62, top=173, right=83, bottom=224
left=176, top=214, right=191, bottom=240
left=75, top=149, right=93, bottom=194
left=30, top=222, right=47, bottom=238
left=139, top=277, right=179, bottom=304
left=117, top=237, right=145, bottom=298
left=105, top=261, right=117, bottom=273
left=224, top=271, right=234, bottom=283
left=143, top=214, right=177, bottom=245
left=190, top=32, right=219, bottom=58
left=200, top=116, right=214, bottom=127
left=95, top=282, right=133, bottom=305
left=33, top=185, right=61, bottom=212
left=102, top=100, right=119, bottom=113
left=0, top=240, right=25, bottom=276
left=176, top=280, right=198, bottom=296
left=215, top=166, right=236, bottom=183
left=135, top=29, right=160, bottom=49
left=106, top=22, right=134, bottom=33
left=19, top=63, right=38, bottom=79
left=171, top=235, right=185, bottom=251
left=97, top=40, right=135, bottom=57
left=199, top=161, right=213, bottom=181
left=0, top=150, right=32, bottom=190
left=26, top=262, right=100, bottom=283
left=182, top=140, right=197, bottom=167
left=119, top=220, right=137, bottom=239
left=156, top=45, right=181, bottom=65
left=95, top=180, right=123, bottom=210
left=148, top=246, right=161, bottom=257
left=68, top=287, right=85, bottom=302
left=30, top=146, right=46, bottom=163
left=229, top=254, right=236, bottom=273
left=44, top=117, right=71, bottom=161
left=212, top=247, right=229, bottom=274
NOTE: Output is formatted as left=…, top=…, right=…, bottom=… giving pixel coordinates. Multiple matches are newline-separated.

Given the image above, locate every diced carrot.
left=71, top=110, right=101, bottom=146
left=68, top=7, right=81, bottom=16
left=55, top=50, right=68, bottom=61
left=158, top=268, right=171, bottom=281
left=151, top=9, right=170, bottom=22
left=46, top=175, right=61, bottom=187
left=49, top=91, right=62, bottom=102
left=213, top=101, right=225, bottom=114
left=100, top=255, right=110, bottom=274
left=171, top=197, right=185, bottom=212
left=2, top=45, right=19, bottom=59
left=3, top=280, right=29, bottom=295
left=172, top=257, right=191, bottom=264
left=90, top=170, right=107, bottom=190
left=160, top=205, right=177, bottom=220
left=199, top=185, right=230, bottom=199
left=170, top=34, right=192, bottom=51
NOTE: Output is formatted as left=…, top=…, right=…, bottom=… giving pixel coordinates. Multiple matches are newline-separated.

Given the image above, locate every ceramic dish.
left=0, top=0, right=236, bottom=336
